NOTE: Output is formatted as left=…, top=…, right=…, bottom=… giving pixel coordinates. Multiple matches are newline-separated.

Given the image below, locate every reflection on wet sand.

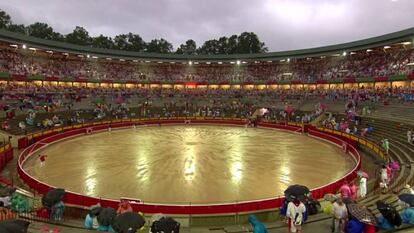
left=24, top=125, right=354, bottom=204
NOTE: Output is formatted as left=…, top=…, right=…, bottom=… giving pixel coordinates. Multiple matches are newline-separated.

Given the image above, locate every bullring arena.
left=0, top=10, right=413, bottom=233
left=22, top=124, right=354, bottom=204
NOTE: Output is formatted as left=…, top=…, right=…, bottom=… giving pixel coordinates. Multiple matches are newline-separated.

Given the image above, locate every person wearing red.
left=39, top=154, right=47, bottom=167
left=286, top=199, right=306, bottom=233
left=339, top=182, right=351, bottom=199
left=349, top=181, right=357, bottom=201
left=116, top=200, right=133, bottom=215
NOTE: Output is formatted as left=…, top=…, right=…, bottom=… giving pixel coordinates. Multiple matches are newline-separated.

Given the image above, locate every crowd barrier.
left=17, top=118, right=361, bottom=215
left=0, top=143, right=13, bottom=172
left=0, top=143, right=14, bottom=186
left=316, top=127, right=387, bottom=161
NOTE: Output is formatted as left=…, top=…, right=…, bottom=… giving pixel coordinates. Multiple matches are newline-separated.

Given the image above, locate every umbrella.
left=151, top=217, right=180, bottom=233
left=376, top=200, right=402, bottom=227
left=97, top=207, right=116, bottom=227
left=343, top=197, right=356, bottom=205
left=399, top=194, right=414, bottom=207
left=0, top=220, right=30, bottom=233
left=284, top=184, right=310, bottom=200
left=42, top=188, right=65, bottom=208
left=112, top=212, right=145, bottom=233
left=347, top=204, right=377, bottom=225
left=89, top=206, right=103, bottom=217
left=357, top=171, right=369, bottom=179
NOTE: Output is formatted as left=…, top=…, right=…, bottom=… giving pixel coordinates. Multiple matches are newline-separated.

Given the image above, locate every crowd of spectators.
left=0, top=43, right=413, bottom=82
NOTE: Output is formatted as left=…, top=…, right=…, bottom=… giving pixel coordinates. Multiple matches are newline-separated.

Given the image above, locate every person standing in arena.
left=39, top=154, right=47, bottom=167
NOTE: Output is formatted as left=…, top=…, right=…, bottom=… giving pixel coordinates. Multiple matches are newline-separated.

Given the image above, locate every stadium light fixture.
left=254, top=61, right=259, bottom=64
left=92, top=56, right=98, bottom=59
left=230, top=61, right=235, bottom=64
left=63, top=53, right=69, bottom=56
left=77, top=54, right=84, bottom=58
left=46, top=50, right=53, bottom=54
left=320, top=56, right=326, bottom=59
left=29, top=47, right=36, bottom=51
left=206, top=62, right=211, bottom=64
left=366, top=49, right=373, bottom=52
left=217, top=61, right=223, bottom=64
left=242, top=61, right=247, bottom=64
left=86, top=54, right=90, bottom=58
left=267, top=60, right=273, bottom=63
left=9, top=44, right=17, bottom=48
left=120, top=59, right=125, bottom=62
left=342, top=51, right=347, bottom=56
left=157, top=61, right=163, bottom=63
left=145, top=60, right=151, bottom=63
left=133, top=60, right=139, bottom=62
left=236, top=60, right=241, bottom=65
left=280, top=59, right=286, bottom=62
left=384, top=46, right=391, bottom=49
left=106, top=58, right=112, bottom=60
left=194, top=62, right=199, bottom=65
left=170, top=61, right=175, bottom=64
left=287, top=58, right=290, bottom=62
left=350, top=52, right=357, bottom=55
left=402, top=41, right=412, bottom=45
left=188, top=61, right=193, bottom=65
left=22, top=44, right=27, bottom=49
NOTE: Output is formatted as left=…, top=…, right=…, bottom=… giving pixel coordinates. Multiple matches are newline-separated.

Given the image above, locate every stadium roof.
left=0, top=27, right=413, bottom=62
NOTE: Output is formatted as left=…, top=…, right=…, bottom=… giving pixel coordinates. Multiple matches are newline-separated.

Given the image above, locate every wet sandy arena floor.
left=24, top=125, right=355, bottom=204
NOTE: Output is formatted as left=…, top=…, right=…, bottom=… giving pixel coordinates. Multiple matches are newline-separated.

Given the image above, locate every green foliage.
left=27, top=22, right=54, bottom=39
left=65, top=26, right=92, bottom=45
left=146, top=38, right=173, bottom=53
left=92, top=35, right=115, bottom=49
left=0, top=10, right=11, bottom=29
left=197, top=32, right=267, bottom=55
left=7, top=24, right=26, bottom=34
left=114, top=33, right=146, bottom=51
left=176, top=39, right=197, bottom=55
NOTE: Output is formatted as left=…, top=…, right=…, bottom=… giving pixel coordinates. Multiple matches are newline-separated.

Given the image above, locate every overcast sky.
left=0, top=0, right=413, bottom=51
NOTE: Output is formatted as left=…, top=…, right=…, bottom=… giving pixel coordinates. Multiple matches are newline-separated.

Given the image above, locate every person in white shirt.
left=380, top=165, right=388, bottom=188
left=286, top=199, right=306, bottom=233
left=359, top=176, right=367, bottom=198
left=332, top=197, right=348, bottom=233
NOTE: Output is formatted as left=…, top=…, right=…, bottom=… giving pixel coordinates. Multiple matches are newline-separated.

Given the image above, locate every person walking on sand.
left=39, top=154, right=47, bottom=167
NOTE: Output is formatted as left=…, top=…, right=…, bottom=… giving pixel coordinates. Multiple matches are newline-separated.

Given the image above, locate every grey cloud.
left=0, top=0, right=413, bottom=51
